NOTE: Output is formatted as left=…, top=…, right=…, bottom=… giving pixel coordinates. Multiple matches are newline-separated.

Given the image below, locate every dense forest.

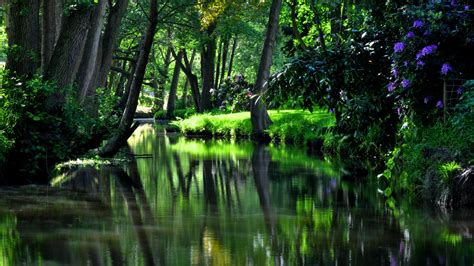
left=0, top=0, right=473, bottom=263
left=1, top=0, right=473, bottom=203
left=0, top=0, right=473, bottom=198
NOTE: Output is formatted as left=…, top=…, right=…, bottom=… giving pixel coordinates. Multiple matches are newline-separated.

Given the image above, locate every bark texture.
left=251, top=0, right=282, bottom=135
left=98, top=0, right=129, bottom=88
left=200, top=24, right=216, bottom=111
left=41, top=0, right=63, bottom=73
left=76, top=0, right=107, bottom=106
left=6, top=0, right=40, bottom=77
left=45, top=5, right=93, bottom=112
left=99, top=0, right=158, bottom=157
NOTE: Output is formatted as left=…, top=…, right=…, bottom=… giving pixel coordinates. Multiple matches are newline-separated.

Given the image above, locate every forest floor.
left=171, top=109, right=335, bottom=145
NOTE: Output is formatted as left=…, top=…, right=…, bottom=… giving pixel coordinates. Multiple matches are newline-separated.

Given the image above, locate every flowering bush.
left=388, top=2, right=474, bottom=122
left=212, top=74, right=253, bottom=112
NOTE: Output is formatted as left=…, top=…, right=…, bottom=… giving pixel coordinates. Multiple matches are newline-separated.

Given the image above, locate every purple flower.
left=402, top=79, right=411, bottom=88
left=451, top=0, right=458, bottom=6
left=397, top=107, right=402, bottom=116
left=394, top=42, right=405, bottom=53
left=456, top=87, right=464, bottom=95
left=387, top=82, right=397, bottom=92
left=416, top=52, right=424, bottom=60
left=417, top=60, right=425, bottom=67
left=413, top=20, right=424, bottom=28
left=465, top=5, right=471, bottom=10
left=406, top=31, right=415, bottom=38
left=441, top=63, right=452, bottom=75
left=392, top=68, right=399, bottom=78
left=422, top=45, right=437, bottom=55
left=436, top=100, right=444, bottom=109
left=404, top=61, right=409, bottom=67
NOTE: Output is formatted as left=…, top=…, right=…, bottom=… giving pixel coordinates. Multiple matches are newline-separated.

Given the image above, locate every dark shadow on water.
left=0, top=125, right=473, bottom=265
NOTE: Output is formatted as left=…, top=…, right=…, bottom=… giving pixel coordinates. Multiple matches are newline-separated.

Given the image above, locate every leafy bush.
left=379, top=81, right=474, bottom=204
left=212, top=75, right=253, bottom=112
left=0, top=71, right=97, bottom=177
left=268, top=17, right=398, bottom=158
left=388, top=3, right=474, bottom=123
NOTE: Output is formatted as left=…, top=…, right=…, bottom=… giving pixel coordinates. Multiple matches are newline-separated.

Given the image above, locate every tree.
left=166, top=49, right=182, bottom=117
left=99, top=0, right=158, bottom=157
left=5, top=0, right=40, bottom=77
left=251, top=0, right=282, bottom=136
left=44, top=5, right=94, bottom=112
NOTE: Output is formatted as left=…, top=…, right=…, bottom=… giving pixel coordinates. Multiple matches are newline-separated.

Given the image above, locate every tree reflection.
left=0, top=127, right=473, bottom=265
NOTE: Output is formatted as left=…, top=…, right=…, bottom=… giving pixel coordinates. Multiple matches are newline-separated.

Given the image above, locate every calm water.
left=1, top=124, right=473, bottom=265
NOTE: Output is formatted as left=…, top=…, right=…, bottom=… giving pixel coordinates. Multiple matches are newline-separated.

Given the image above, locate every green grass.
left=172, top=109, right=335, bottom=144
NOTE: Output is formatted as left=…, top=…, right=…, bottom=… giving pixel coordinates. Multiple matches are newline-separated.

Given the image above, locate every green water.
left=1, top=125, right=473, bottom=265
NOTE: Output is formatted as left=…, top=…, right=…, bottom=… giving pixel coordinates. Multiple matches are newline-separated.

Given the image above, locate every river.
left=0, top=124, right=473, bottom=265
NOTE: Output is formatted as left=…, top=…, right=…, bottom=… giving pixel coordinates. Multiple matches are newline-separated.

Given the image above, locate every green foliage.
left=0, top=71, right=98, bottom=176
left=438, top=161, right=461, bottom=184
left=213, top=75, right=253, bottom=112
left=388, top=3, right=474, bottom=122
left=379, top=82, right=474, bottom=203
left=173, top=109, right=335, bottom=144
left=0, top=24, right=7, bottom=62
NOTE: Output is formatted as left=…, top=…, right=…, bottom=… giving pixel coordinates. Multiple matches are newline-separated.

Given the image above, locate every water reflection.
left=0, top=125, right=473, bottom=265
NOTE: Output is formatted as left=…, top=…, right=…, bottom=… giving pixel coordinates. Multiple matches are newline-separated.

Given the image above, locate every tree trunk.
left=117, top=47, right=139, bottom=111
left=99, top=0, right=158, bottom=157
left=154, top=46, right=172, bottom=110
left=173, top=48, right=201, bottom=112
left=220, top=36, right=229, bottom=85
left=41, top=0, right=63, bottom=73
left=6, top=0, right=40, bottom=77
left=200, top=24, right=216, bottom=111
left=227, top=36, right=237, bottom=78
left=166, top=50, right=183, bottom=117
left=97, top=0, right=129, bottom=88
left=45, top=5, right=93, bottom=112
left=114, top=60, right=130, bottom=97
left=251, top=0, right=282, bottom=136
left=76, top=0, right=107, bottom=107
left=214, top=38, right=223, bottom=90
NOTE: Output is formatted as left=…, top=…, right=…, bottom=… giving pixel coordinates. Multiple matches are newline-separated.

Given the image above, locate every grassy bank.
left=172, top=110, right=335, bottom=144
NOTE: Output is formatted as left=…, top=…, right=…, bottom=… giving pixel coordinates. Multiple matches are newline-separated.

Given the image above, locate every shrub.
left=212, top=74, right=253, bottom=112
left=388, top=3, right=474, bottom=124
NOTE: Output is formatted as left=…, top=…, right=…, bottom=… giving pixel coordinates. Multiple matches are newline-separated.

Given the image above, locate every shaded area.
left=0, top=125, right=473, bottom=265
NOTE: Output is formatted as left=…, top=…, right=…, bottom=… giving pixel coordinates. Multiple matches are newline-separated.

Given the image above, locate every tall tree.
left=166, top=50, right=183, bottom=117
left=97, top=0, right=129, bottom=88
left=227, top=36, right=237, bottom=77
left=44, top=5, right=94, bottom=112
left=100, top=0, right=158, bottom=157
left=41, top=0, right=63, bottom=73
left=200, top=23, right=217, bottom=111
left=251, top=0, right=282, bottom=135
left=6, top=0, right=40, bottom=77
left=76, top=0, right=107, bottom=111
